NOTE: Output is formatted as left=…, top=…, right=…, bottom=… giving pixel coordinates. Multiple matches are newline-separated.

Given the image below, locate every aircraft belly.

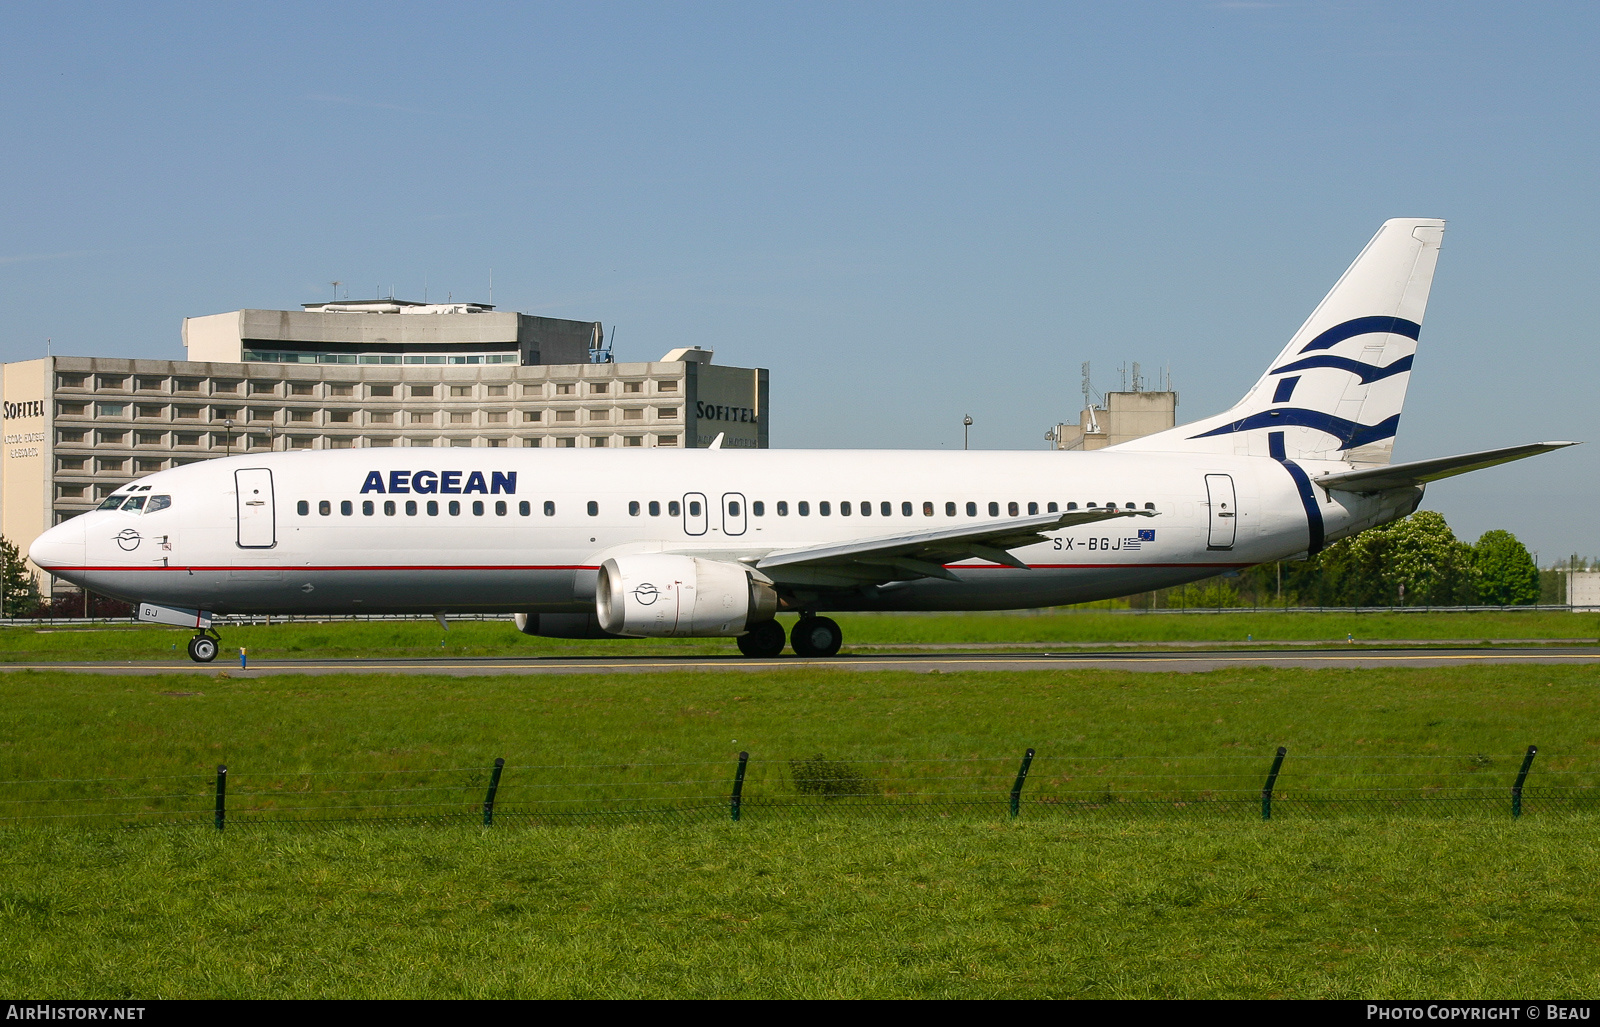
left=82, top=568, right=586, bottom=616
left=815, top=564, right=1230, bottom=612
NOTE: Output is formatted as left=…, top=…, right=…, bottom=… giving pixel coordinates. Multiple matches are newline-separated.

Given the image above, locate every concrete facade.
left=1050, top=391, right=1178, bottom=451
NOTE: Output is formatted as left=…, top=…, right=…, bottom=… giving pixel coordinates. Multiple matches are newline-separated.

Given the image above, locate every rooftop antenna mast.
left=330, top=281, right=341, bottom=301
left=1081, top=361, right=1100, bottom=435
left=1132, top=361, right=1144, bottom=393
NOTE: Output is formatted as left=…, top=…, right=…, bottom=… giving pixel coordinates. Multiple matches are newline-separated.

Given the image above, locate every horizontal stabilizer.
left=1314, top=442, right=1579, bottom=493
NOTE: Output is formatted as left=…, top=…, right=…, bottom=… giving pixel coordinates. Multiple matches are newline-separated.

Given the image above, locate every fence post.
left=1009, top=748, right=1035, bottom=818
left=482, top=758, right=505, bottom=826
left=214, top=764, right=227, bottom=831
left=1261, top=747, right=1287, bottom=821
left=731, top=751, right=749, bottom=822
left=1512, top=745, right=1537, bottom=819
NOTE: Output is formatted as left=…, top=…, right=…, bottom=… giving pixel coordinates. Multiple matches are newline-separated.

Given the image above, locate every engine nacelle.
left=596, top=554, right=778, bottom=637
left=512, top=612, right=623, bottom=639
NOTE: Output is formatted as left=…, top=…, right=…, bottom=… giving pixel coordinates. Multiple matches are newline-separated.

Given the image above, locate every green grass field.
left=1, top=660, right=1599, bottom=996
left=1, top=607, right=1595, bottom=663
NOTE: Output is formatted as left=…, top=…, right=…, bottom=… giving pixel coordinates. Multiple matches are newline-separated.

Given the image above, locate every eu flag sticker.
left=1138, top=529, right=1156, bottom=542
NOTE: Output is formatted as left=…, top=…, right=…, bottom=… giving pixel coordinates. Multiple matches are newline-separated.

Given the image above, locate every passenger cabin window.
left=1145, top=502, right=1155, bottom=510
left=473, top=501, right=485, bottom=516
left=988, top=502, right=1000, bottom=516
left=753, top=501, right=764, bottom=516
left=923, top=502, right=934, bottom=516
left=880, top=502, right=891, bottom=516
left=1008, top=502, right=1020, bottom=517
left=297, top=500, right=309, bottom=516
left=629, top=501, right=641, bottom=516
left=495, top=501, right=507, bottom=516
left=777, top=501, right=788, bottom=516
left=688, top=500, right=701, bottom=517
left=798, top=501, right=810, bottom=516
left=384, top=501, right=396, bottom=516
left=544, top=501, right=556, bottom=516
left=945, top=502, right=956, bottom=516
left=668, top=501, right=680, bottom=516
left=648, top=501, right=660, bottom=516
left=840, top=502, right=851, bottom=516
left=520, top=501, right=531, bottom=516
left=966, top=502, right=977, bottom=517
left=819, top=501, right=831, bottom=516
left=450, top=501, right=462, bottom=516
left=319, top=500, right=331, bottom=516
left=363, top=501, right=375, bottom=516
left=1027, top=502, right=1038, bottom=515
left=427, top=501, right=439, bottom=516
left=405, top=501, right=418, bottom=516
left=1067, top=502, right=1078, bottom=510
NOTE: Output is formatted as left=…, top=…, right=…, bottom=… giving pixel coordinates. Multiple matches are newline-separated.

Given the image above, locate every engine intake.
left=596, top=554, right=778, bottom=637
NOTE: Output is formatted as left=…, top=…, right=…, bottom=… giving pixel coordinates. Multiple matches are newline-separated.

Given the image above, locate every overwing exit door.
left=683, top=492, right=708, bottom=536
left=1204, top=473, right=1237, bottom=550
left=235, top=468, right=276, bottom=548
left=722, top=493, right=747, bottom=536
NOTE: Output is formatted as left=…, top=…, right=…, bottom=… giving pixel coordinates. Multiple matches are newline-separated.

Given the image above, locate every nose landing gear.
left=186, top=630, right=220, bottom=663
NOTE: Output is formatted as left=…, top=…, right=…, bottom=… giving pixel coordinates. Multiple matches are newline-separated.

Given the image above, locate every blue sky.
left=3, top=2, right=1596, bottom=558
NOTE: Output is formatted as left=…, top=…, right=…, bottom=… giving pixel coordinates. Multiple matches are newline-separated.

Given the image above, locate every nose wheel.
left=790, top=616, right=843, bottom=658
left=187, top=632, right=219, bottom=663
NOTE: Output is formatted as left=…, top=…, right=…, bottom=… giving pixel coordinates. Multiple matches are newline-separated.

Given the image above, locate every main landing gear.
left=187, top=629, right=221, bottom=663
left=789, top=616, right=843, bottom=658
left=734, top=615, right=844, bottom=658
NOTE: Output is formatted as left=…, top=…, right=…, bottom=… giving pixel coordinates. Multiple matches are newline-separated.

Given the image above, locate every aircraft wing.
left=752, top=507, right=1157, bottom=586
left=1314, top=442, right=1579, bottom=494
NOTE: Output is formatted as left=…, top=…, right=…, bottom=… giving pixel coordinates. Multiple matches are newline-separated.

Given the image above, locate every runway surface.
left=6, top=646, right=1600, bottom=676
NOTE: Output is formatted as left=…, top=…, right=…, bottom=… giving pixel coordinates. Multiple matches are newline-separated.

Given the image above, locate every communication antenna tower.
left=1132, top=361, right=1144, bottom=393
left=330, top=281, right=342, bottom=301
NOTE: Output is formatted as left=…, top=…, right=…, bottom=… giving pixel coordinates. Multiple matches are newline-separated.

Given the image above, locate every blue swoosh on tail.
left=1299, top=316, right=1420, bottom=353
left=1188, top=409, right=1400, bottom=450
left=1270, top=353, right=1414, bottom=384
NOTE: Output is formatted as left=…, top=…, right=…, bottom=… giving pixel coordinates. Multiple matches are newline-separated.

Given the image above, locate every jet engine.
left=512, top=612, right=622, bottom=639
left=595, top=554, right=778, bottom=637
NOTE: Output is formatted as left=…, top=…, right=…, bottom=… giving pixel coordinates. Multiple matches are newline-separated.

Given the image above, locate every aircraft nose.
left=28, top=518, right=85, bottom=575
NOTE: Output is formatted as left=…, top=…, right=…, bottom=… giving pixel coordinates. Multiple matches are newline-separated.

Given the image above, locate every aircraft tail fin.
left=1112, top=218, right=1445, bottom=466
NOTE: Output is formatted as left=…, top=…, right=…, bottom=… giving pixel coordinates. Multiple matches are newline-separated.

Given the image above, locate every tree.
left=1472, top=530, right=1540, bottom=606
left=1291, top=510, right=1477, bottom=606
left=0, top=536, right=41, bottom=617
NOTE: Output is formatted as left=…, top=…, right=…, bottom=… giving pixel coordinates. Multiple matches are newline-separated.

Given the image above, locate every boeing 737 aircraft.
left=28, top=218, right=1576, bottom=661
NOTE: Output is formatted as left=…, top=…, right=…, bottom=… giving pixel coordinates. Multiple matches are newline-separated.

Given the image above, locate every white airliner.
left=28, top=218, right=1576, bottom=662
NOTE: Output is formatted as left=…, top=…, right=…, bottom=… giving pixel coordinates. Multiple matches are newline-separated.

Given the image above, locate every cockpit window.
left=97, top=496, right=129, bottom=510
left=122, top=496, right=147, bottom=512
left=146, top=495, right=172, bottom=513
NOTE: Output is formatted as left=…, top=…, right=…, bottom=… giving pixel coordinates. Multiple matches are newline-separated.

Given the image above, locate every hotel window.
left=98, top=430, right=127, bottom=444
left=96, top=375, right=127, bottom=390
left=137, top=432, right=164, bottom=445
left=57, top=457, right=86, bottom=471
left=486, top=385, right=508, bottom=397
left=59, top=403, right=87, bottom=416
left=136, top=459, right=165, bottom=473
left=57, top=374, right=87, bottom=389
left=328, top=410, right=353, bottom=423
left=590, top=382, right=609, bottom=395
left=623, top=408, right=643, bottom=421
left=588, top=410, right=609, bottom=421
left=290, top=410, right=314, bottom=423
left=96, top=403, right=126, bottom=417
left=449, top=412, right=472, bottom=424
left=175, top=379, right=201, bottom=393
left=370, top=412, right=392, bottom=424
left=657, top=380, right=678, bottom=392
left=523, top=410, right=541, bottom=422
left=555, top=410, right=576, bottom=422
left=657, top=435, right=678, bottom=446
left=135, top=377, right=165, bottom=391
left=590, top=437, right=608, bottom=447
left=290, top=383, right=315, bottom=396
left=624, top=381, right=643, bottom=393
left=658, top=407, right=678, bottom=419
left=249, top=381, right=275, bottom=395
left=212, top=381, right=238, bottom=394
left=410, top=385, right=434, bottom=398
left=369, top=384, right=394, bottom=398
left=485, top=411, right=507, bottom=424
left=450, top=385, right=473, bottom=398
left=329, top=384, right=353, bottom=397
left=625, top=436, right=643, bottom=447
left=58, top=430, right=85, bottom=443
left=557, top=437, right=576, bottom=448
left=410, top=412, right=433, bottom=424
left=555, top=383, right=575, bottom=395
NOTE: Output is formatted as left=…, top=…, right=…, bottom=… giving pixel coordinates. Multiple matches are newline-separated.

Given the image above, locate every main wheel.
left=736, top=619, right=787, bottom=658
left=187, top=635, right=218, bottom=663
left=790, top=616, right=842, bottom=658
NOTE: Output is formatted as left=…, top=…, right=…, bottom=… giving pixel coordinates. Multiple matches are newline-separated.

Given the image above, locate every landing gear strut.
left=736, top=619, right=787, bottom=658
left=187, top=629, right=220, bottom=663
left=790, top=616, right=843, bottom=658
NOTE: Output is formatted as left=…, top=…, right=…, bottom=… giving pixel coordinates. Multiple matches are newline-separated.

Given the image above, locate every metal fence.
left=2, top=746, right=1594, bottom=830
